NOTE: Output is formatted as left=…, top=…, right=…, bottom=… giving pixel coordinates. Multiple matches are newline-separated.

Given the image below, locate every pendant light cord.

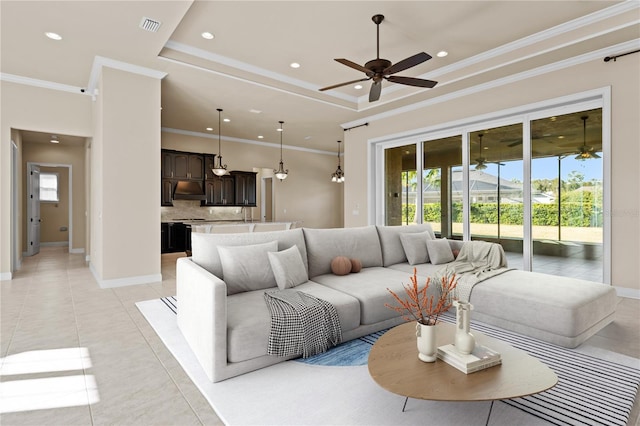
left=217, top=108, right=223, bottom=157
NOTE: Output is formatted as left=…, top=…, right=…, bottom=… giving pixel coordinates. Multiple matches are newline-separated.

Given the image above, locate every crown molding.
left=0, top=73, right=88, bottom=95
left=161, top=127, right=335, bottom=156
left=86, top=56, right=168, bottom=96
left=342, top=38, right=640, bottom=130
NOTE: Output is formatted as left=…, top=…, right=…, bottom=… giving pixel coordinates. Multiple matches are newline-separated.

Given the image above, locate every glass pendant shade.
left=331, top=140, right=345, bottom=183
left=211, top=108, right=228, bottom=176
left=274, top=121, right=288, bottom=180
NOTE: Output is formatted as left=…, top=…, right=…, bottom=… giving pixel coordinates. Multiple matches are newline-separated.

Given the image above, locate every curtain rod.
left=344, top=122, right=369, bottom=131
left=604, top=48, right=640, bottom=62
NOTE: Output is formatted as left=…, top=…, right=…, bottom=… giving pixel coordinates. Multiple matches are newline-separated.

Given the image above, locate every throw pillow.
left=426, top=238, right=455, bottom=265
left=268, top=245, right=308, bottom=290
left=399, top=231, right=432, bottom=265
left=350, top=258, right=362, bottom=273
left=218, top=241, right=278, bottom=295
left=331, top=256, right=352, bottom=276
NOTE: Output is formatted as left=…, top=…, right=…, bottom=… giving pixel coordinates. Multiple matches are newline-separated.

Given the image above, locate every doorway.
left=25, top=162, right=74, bottom=256
left=261, top=177, right=273, bottom=222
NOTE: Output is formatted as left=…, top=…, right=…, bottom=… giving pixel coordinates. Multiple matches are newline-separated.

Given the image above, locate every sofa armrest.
left=176, top=257, right=227, bottom=382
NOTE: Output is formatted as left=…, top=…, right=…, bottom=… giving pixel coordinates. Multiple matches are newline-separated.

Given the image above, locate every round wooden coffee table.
left=368, top=322, right=557, bottom=423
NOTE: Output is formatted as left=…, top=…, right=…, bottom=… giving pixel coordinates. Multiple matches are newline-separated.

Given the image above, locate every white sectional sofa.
left=176, top=224, right=617, bottom=382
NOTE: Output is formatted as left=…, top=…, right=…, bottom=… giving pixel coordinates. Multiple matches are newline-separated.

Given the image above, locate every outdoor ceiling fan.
left=475, top=134, right=487, bottom=170
left=575, top=115, right=601, bottom=160
left=319, top=14, right=438, bottom=102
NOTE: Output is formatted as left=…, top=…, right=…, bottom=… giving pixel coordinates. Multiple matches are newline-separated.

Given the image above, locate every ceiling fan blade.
left=319, top=77, right=371, bottom=92
left=335, top=58, right=373, bottom=76
left=383, top=52, right=432, bottom=75
left=386, top=75, right=437, bottom=88
left=369, top=81, right=382, bottom=102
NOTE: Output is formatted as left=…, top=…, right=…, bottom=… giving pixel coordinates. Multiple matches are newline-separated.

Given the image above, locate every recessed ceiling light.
left=258, top=135, right=264, bottom=139
left=50, top=136, right=59, bottom=144
left=354, top=84, right=363, bottom=90
left=201, top=32, right=215, bottom=40
left=45, top=32, right=62, bottom=41
left=290, top=62, right=301, bottom=69
left=249, top=109, right=262, bottom=114
left=223, top=118, right=230, bottom=122
left=206, top=127, right=213, bottom=131
left=483, top=146, right=489, bottom=150
left=436, top=50, right=448, bottom=58
left=558, top=135, right=565, bottom=139
left=304, top=136, right=312, bottom=140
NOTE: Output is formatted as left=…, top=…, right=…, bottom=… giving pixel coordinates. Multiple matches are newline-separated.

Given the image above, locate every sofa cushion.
left=331, top=256, right=352, bottom=276
left=400, top=231, right=432, bottom=265
left=469, top=270, right=618, bottom=346
left=191, top=228, right=308, bottom=279
left=387, top=262, right=444, bottom=278
left=426, top=238, right=455, bottom=264
left=227, top=284, right=361, bottom=363
left=311, top=267, right=440, bottom=325
left=376, top=224, right=436, bottom=266
left=268, top=245, right=308, bottom=290
left=218, top=241, right=278, bottom=295
left=303, top=226, right=383, bottom=278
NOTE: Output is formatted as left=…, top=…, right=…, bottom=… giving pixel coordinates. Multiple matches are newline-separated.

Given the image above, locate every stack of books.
left=437, top=343, right=502, bottom=374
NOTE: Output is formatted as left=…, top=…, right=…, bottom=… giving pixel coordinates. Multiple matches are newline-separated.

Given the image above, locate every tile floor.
left=1, top=247, right=638, bottom=425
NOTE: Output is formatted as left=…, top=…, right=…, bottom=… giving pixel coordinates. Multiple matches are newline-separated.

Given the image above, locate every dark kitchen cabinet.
left=162, top=150, right=204, bottom=180
left=161, top=222, right=187, bottom=253
left=203, top=176, right=235, bottom=206
left=232, top=171, right=257, bottom=206
left=161, top=179, right=176, bottom=206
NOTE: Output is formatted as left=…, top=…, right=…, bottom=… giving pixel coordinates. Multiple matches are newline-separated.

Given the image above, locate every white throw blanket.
left=264, top=290, right=342, bottom=358
left=434, top=241, right=513, bottom=302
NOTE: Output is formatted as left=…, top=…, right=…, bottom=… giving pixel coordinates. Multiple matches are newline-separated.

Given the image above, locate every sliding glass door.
left=378, top=104, right=606, bottom=282
left=530, top=108, right=603, bottom=281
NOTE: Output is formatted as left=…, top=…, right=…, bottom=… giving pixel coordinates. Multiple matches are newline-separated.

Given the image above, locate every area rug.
left=137, top=297, right=640, bottom=426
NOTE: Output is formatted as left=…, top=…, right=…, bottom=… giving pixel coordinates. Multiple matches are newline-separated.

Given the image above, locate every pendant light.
left=274, top=121, right=288, bottom=181
left=331, top=140, right=345, bottom=183
left=211, top=108, right=228, bottom=176
left=575, top=115, right=601, bottom=160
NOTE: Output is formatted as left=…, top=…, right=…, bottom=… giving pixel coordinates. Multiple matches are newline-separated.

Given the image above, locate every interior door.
left=27, top=164, right=41, bottom=256
left=262, top=177, right=273, bottom=221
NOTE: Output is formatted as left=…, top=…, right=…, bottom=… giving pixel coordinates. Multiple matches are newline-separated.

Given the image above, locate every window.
left=40, top=173, right=59, bottom=202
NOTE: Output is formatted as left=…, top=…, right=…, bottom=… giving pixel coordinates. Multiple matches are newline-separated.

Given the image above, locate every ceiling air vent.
left=139, top=17, right=161, bottom=33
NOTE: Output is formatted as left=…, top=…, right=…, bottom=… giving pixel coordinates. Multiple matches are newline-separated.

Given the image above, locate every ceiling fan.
left=575, top=115, right=601, bottom=160
left=319, top=14, right=438, bottom=102
left=475, top=134, right=487, bottom=170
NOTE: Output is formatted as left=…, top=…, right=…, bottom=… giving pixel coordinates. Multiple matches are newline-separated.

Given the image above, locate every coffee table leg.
left=402, top=397, right=409, bottom=412
left=485, top=400, right=494, bottom=426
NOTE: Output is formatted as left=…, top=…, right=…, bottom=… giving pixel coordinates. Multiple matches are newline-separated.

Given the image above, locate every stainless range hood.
left=173, top=181, right=206, bottom=200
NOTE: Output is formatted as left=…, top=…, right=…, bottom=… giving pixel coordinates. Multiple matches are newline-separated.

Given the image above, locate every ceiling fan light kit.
left=319, top=14, right=438, bottom=102
left=211, top=108, right=228, bottom=176
left=331, top=140, right=345, bottom=183
left=575, top=115, right=601, bottom=160
left=274, top=121, right=289, bottom=181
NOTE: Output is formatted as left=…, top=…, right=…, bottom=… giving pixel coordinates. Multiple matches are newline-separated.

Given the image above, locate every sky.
left=478, top=156, right=603, bottom=182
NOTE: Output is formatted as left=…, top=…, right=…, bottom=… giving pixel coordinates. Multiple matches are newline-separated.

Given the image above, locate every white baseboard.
left=69, top=248, right=85, bottom=254
left=614, top=286, right=640, bottom=300
left=41, top=241, right=69, bottom=247
left=90, top=263, right=162, bottom=288
left=0, top=272, right=12, bottom=281
left=85, top=255, right=91, bottom=262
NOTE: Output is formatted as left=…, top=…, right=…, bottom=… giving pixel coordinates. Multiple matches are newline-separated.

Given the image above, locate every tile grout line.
left=67, top=258, right=96, bottom=426
left=111, top=286, right=207, bottom=426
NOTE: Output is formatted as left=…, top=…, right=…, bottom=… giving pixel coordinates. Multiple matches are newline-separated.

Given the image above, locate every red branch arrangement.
left=385, top=268, right=458, bottom=325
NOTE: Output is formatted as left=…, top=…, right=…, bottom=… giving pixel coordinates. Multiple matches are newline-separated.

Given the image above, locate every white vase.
left=416, top=322, right=437, bottom=362
left=454, top=301, right=476, bottom=354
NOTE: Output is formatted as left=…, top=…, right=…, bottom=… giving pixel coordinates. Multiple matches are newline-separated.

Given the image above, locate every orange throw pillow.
left=331, top=256, right=352, bottom=276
